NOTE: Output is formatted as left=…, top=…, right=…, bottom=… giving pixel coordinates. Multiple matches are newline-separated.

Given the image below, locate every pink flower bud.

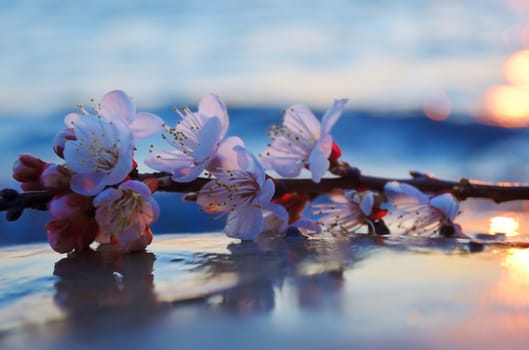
left=53, top=127, right=76, bottom=159
left=40, top=164, right=72, bottom=191
left=48, top=192, right=93, bottom=221
left=46, top=192, right=98, bottom=254
left=46, top=218, right=99, bottom=254
left=12, top=154, right=47, bottom=183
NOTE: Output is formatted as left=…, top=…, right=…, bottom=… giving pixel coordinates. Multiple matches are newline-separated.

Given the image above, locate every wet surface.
left=1, top=233, right=529, bottom=350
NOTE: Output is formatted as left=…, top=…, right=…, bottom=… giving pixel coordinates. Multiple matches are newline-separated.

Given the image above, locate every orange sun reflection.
left=489, top=216, right=520, bottom=237
left=491, top=248, right=529, bottom=310
left=484, top=85, right=529, bottom=127
left=505, top=50, right=529, bottom=87
left=501, top=248, right=529, bottom=282
left=482, top=49, right=529, bottom=127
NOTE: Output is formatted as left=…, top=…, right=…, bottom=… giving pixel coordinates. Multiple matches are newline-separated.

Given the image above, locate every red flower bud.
left=329, top=141, right=342, bottom=162
left=12, top=154, right=47, bottom=183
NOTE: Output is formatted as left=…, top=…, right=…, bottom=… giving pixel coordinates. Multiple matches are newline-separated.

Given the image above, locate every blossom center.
left=267, top=124, right=314, bottom=159
left=202, top=170, right=259, bottom=213
left=106, top=190, right=145, bottom=235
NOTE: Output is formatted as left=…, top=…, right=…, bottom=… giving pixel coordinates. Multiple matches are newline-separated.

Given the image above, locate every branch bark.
left=3, top=167, right=529, bottom=221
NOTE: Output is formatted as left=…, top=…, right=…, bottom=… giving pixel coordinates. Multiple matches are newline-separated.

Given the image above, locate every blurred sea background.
left=2, top=0, right=529, bottom=244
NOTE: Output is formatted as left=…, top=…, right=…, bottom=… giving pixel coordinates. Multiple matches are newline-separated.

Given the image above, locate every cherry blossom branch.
left=4, top=165, right=528, bottom=222
left=12, top=90, right=518, bottom=254
left=0, top=188, right=53, bottom=221
left=146, top=165, right=529, bottom=203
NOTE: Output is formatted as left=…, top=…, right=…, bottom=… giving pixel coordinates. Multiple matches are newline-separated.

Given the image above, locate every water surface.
left=1, top=233, right=529, bottom=349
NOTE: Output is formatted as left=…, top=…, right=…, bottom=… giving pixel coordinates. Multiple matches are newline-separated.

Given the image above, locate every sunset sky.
left=1, top=0, right=528, bottom=117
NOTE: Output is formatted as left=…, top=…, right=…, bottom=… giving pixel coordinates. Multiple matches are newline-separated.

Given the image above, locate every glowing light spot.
left=489, top=216, right=519, bottom=237
left=505, top=50, right=529, bottom=87
left=502, top=248, right=529, bottom=280
left=483, top=85, right=529, bottom=127
left=423, top=90, right=451, bottom=121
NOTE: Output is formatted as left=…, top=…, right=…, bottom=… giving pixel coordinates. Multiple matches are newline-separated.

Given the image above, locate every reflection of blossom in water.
left=53, top=247, right=162, bottom=327
left=201, top=236, right=370, bottom=316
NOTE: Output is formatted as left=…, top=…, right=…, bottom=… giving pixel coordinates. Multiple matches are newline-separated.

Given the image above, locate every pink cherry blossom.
left=46, top=192, right=99, bottom=253
left=384, top=181, right=461, bottom=237
left=197, top=145, right=288, bottom=240
left=65, top=90, right=163, bottom=141
left=313, top=190, right=381, bottom=234
left=63, top=114, right=135, bottom=196
left=93, top=180, right=159, bottom=252
left=145, top=94, right=232, bottom=183
left=261, top=99, right=347, bottom=183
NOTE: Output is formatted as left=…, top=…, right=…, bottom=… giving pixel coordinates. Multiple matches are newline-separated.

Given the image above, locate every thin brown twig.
left=3, top=167, right=529, bottom=221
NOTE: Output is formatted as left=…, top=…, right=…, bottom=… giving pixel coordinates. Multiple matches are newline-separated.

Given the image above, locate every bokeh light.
left=483, top=84, right=529, bottom=127
left=489, top=216, right=520, bottom=236
left=423, top=90, right=451, bottom=121
left=505, top=50, right=529, bottom=86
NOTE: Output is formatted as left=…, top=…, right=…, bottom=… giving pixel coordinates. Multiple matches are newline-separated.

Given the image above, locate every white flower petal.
left=234, top=146, right=266, bottom=184
left=284, top=104, right=321, bottom=141
left=70, top=172, right=107, bottom=196
left=270, top=158, right=304, bottom=178
left=292, top=217, right=322, bottom=236
left=321, top=98, right=347, bottom=134
left=93, top=187, right=121, bottom=207
left=430, top=193, right=459, bottom=222
left=384, top=181, right=429, bottom=208
left=129, top=112, right=164, bottom=139
left=196, top=181, right=230, bottom=213
left=198, top=93, right=229, bottom=138
left=172, top=164, right=206, bottom=183
left=254, top=178, right=275, bottom=208
left=63, top=141, right=96, bottom=172
left=308, top=134, right=332, bottom=183
left=192, top=117, right=222, bottom=163
left=208, top=136, right=245, bottom=171
left=64, top=112, right=81, bottom=127
left=225, top=204, right=264, bottom=240
left=263, top=203, right=289, bottom=234
left=359, top=191, right=374, bottom=216
left=145, top=151, right=194, bottom=173
left=104, top=155, right=133, bottom=186
left=118, top=180, right=151, bottom=197
left=100, top=90, right=135, bottom=124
